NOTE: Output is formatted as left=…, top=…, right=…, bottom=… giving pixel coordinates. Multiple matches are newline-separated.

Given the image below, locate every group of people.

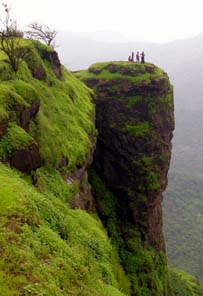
left=128, top=51, right=145, bottom=63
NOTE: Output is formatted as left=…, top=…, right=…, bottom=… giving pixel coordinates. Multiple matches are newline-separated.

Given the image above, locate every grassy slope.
left=169, top=268, right=203, bottom=296
left=0, top=40, right=127, bottom=295
left=0, top=163, right=126, bottom=296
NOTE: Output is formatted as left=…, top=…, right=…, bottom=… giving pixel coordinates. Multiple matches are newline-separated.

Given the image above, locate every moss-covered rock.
left=78, top=61, right=175, bottom=295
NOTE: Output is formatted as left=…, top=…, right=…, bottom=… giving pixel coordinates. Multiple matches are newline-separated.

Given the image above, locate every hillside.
left=0, top=40, right=129, bottom=296
left=169, top=268, right=203, bottom=296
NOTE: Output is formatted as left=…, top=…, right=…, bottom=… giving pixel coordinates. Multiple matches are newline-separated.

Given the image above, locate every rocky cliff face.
left=77, top=62, right=174, bottom=295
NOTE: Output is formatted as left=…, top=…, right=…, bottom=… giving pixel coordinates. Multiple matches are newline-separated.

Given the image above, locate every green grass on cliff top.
left=75, top=61, right=165, bottom=84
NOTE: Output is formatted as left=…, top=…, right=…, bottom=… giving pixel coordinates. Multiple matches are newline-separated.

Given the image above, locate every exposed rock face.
left=9, top=143, right=41, bottom=173
left=69, top=135, right=97, bottom=212
left=40, top=50, right=62, bottom=79
left=79, top=62, right=174, bottom=295
left=0, top=86, right=41, bottom=173
left=3, top=99, right=41, bottom=173
left=0, top=122, right=8, bottom=138
left=19, top=100, right=40, bottom=131
left=31, top=64, right=46, bottom=81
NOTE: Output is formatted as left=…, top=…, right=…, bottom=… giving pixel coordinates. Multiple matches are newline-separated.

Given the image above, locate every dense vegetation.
left=0, top=39, right=128, bottom=295
left=169, top=268, right=203, bottom=296
left=0, top=163, right=127, bottom=296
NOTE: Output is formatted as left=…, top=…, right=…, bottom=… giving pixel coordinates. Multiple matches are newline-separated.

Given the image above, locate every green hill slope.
left=169, top=268, right=203, bottom=296
left=0, top=39, right=128, bottom=296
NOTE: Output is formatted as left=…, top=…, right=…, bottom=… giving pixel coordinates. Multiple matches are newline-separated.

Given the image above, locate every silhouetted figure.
left=131, top=51, right=134, bottom=62
left=141, top=51, right=145, bottom=63
left=136, top=51, right=140, bottom=62
left=128, top=55, right=131, bottom=62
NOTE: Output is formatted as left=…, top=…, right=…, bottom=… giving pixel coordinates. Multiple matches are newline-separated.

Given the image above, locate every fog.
left=4, top=0, right=203, bottom=43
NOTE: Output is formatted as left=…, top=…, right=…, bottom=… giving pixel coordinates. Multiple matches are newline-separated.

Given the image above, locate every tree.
left=26, top=22, right=57, bottom=47
left=0, top=3, right=23, bottom=37
left=0, top=3, right=31, bottom=73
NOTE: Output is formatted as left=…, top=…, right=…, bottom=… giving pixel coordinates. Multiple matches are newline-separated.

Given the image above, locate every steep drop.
left=77, top=61, right=175, bottom=295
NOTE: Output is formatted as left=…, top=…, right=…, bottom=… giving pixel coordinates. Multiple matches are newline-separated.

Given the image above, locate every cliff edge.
left=77, top=61, right=175, bottom=295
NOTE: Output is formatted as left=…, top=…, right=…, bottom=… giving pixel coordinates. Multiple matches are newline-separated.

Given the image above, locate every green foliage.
left=131, top=156, right=161, bottom=193
left=0, top=59, right=14, bottom=80
left=0, top=82, right=29, bottom=122
left=88, top=62, right=157, bottom=76
left=0, top=41, right=128, bottom=295
left=169, top=268, right=203, bottom=296
left=0, top=163, right=126, bottom=296
left=0, top=123, right=34, bottom=159
left=76, top=62, right=164, bottom=84
left=31, top=65, right=95, bottom=171
left=127, top=95, right=142, bottom=107
left=0, top=39, right=96, bottom=172
left=0, top=36, right=31, bottom=73
left=35, top=166, right=78, bottom=203
left=160, top=85, right=173, bottom=107
left=125, top=121, right=150, bottom=138
left=76, top=62, right=166, bottom=85
left=8, top=79, right=40, bottom=104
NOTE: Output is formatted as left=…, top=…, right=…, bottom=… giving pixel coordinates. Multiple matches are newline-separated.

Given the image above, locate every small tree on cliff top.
left=26, top=22, right=57, bottom=48
left=0, top=3, right=31, bottom=73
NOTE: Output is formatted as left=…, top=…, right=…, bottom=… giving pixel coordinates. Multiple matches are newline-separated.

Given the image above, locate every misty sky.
left=2, top=0, right=203, bottom=43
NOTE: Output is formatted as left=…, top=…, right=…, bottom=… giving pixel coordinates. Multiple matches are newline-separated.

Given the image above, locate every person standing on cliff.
left=136, top=51, right=140, bottom=62
left=141, top=51, right=145, bottom=63
left=131, top=51, right=134, bottom=62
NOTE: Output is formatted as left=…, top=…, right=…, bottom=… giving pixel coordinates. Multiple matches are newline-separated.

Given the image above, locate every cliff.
left=77, top=61, right=175, bottom=295
left=0, top=38, right=175, bottom=296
